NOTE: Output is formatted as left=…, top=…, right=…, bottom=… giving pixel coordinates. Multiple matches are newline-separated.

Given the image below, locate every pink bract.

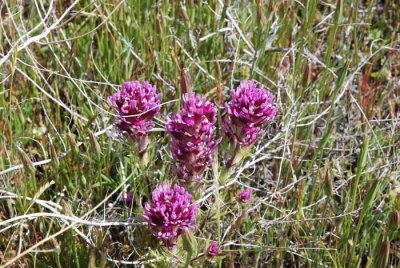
left=224, top=80, right=277, bottom=146
left=109, top=80, right=162, bottom=140
left=144, top=181, right=198, bottom=247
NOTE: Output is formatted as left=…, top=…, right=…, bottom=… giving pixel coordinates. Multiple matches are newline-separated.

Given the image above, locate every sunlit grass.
left=0, top=0, right=399, bottom=267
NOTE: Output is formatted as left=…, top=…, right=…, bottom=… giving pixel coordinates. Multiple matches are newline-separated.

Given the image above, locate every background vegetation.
left=0, top=0, right=399, bottom=267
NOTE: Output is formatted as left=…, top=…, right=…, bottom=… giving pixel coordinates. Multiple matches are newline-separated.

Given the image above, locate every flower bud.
left=207, top=241, right=219, bottom=257
left=238, top=189, right=252, bottom=203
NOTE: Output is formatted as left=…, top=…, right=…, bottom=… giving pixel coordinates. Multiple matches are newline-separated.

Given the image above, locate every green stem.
left=218, top=167, right=231, bottom=184
left=138, top=135, right=149, bottom=169
left=227, top=142, right=241, bottom=168
left=139, top=150, right=148, bottom=169
left=183, top=251, right=193, bottom=268
left=219, top=143, right=242, bottom=184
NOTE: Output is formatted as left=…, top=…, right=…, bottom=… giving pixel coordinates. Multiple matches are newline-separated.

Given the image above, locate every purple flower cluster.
left=224, top=80, right=277, bottom=146
left=109, top=81, right=162, bottom=140
left=111, top=79, right=278, bottom=248
left=208, top=241, right=219, bottom=257
left=144, top=181, right=198, bottom=246
left=167, top=94, right=221, bottom=182
left=122, top=192, right=134, bottom=206
left=238, top=189, right=252, bottom=203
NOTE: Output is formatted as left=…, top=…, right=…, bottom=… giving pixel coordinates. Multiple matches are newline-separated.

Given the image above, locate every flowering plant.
left=224, top=80, right=277, bottom=147
left=167, top=93, right=221, bottom=182
left=109, top=80, right=162, bottom=140
left=144, top=181, right=198, bottom=247
left=208, top=241, right=219, bottom=257
left=238, top=188, right=252, bottom=203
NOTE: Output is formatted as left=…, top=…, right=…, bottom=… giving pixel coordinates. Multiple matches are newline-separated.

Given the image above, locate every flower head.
left=144, top=181, right=198, bottom=246
left=208, top=241, right=219, bottom=257
left=224, top=80, right=277, bottom=146
left=109, top=81, right=162, bottom=140
left=167, top=94, right=221, bottom=182
left=238, top=189, right=252, bottom=203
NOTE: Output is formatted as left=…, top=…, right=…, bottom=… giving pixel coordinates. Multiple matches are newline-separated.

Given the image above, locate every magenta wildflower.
left=122, top=192, right=134, bottom=206
left=238, top=189, right=252, bottom=203
left=224, top=80, right=277, bottom=146
left=208, top=241, right=219, bottom=257
left=167, top=94, right=221, bottom=182
left=109, top=80, right=162, bottom=140
left=144, top=181, right=198, bottom=247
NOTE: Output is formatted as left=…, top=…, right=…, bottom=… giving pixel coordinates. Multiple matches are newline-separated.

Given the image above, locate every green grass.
left=0, top=0, right=399, bottom=267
